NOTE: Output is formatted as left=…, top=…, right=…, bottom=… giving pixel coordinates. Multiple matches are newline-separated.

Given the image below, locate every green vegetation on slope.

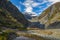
left=0, top=0, right=30, bottom=30
left=0, top=31, right=17, bottom=40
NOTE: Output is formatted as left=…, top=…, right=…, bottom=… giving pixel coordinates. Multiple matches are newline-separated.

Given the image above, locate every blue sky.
left=10, top=0, right=59, bottom=16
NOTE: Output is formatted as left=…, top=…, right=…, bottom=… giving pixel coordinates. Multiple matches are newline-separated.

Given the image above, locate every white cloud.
left=23, top=0, right=38, bottom=16
left=23, top=0, right=33, bottom=6
left=32, top=2, right=40, bottom=7
left=48, top=0, right=60, bottom=3
left=41, top=0, right=60, bottom=12
left=23, top=0, right=51, bottom=16
left=25, top=7, right=32, bottom=12
left=23, top=0, right=40, bottom=7
left=38, top=0, right=49, bottom=5
left=23, top=0, right=33, bottom=12
left=19, top=0, right=60, bottom=16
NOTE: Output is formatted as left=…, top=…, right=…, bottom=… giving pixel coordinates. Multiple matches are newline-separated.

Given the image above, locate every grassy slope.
left=38, top=2, right=60, bottom=28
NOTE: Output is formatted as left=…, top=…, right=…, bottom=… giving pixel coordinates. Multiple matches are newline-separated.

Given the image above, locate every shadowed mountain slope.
left=0, top=0, right=29, bottom=29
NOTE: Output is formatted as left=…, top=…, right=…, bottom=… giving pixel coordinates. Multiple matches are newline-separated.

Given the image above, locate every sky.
left=10, top=0, right=60, bottom=16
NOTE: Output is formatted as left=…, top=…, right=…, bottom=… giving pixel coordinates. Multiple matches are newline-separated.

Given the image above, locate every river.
left=13, top=36, right=35, bottom=40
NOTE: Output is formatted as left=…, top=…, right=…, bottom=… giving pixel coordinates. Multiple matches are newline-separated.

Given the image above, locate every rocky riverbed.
left=14, top=36, right=35, bottom=40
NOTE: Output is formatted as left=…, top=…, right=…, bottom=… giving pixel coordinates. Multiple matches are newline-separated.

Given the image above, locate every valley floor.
left=15, top=29, right=60, bottom=40
left=1, top=27, right=60, bottom=40
left=27, top=29, right=60, bottom=40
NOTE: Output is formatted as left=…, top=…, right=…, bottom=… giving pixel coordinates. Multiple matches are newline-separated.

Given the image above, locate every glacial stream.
left=13, top=36, right=35, bottom=40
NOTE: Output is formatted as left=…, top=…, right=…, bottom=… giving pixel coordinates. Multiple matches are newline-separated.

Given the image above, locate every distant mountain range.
left=23, top=12, right=37, bottom=20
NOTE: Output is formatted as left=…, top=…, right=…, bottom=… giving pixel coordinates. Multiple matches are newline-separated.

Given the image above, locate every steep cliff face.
left=38, top=2, right=60, bottom=29
left=0, top=0, right=29, bottom=29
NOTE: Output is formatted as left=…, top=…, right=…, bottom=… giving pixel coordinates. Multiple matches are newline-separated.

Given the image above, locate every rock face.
left=48, top=22, right=60, bottom=29
left=24, top=12, right=32, bottom=20
left=0, top=0, right=29, bottom=29
left=38, top=2, right=60, bottom=29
